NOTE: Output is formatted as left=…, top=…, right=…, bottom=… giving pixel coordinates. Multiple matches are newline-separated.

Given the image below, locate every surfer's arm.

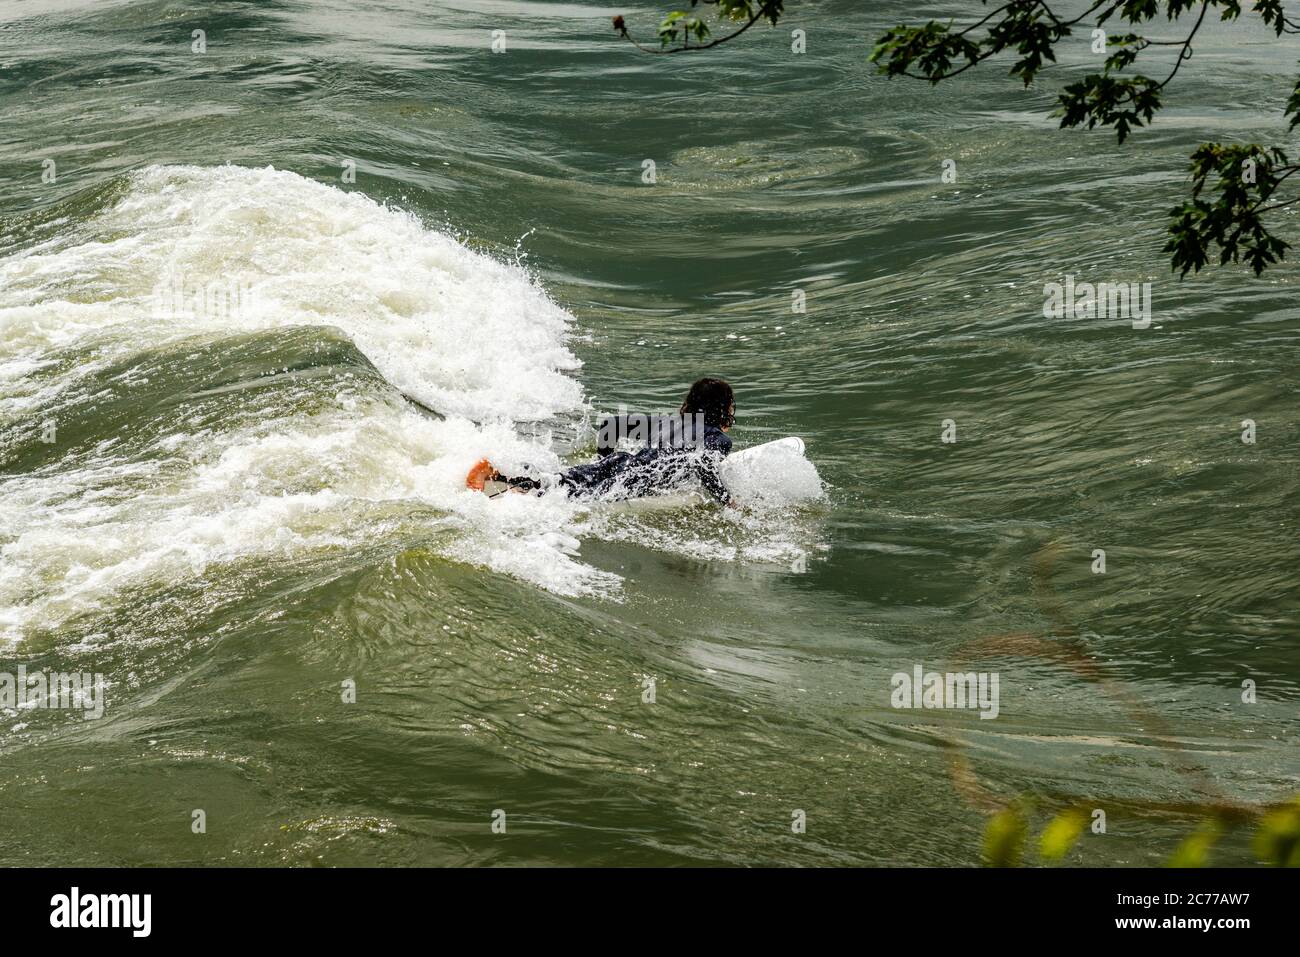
left=695, top=454, right=732, bottom=506
left=695, top=427, right=733, bottom=505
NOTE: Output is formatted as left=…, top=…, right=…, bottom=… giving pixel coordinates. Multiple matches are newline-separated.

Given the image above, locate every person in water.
left=467, top=377, right=738, bottom=506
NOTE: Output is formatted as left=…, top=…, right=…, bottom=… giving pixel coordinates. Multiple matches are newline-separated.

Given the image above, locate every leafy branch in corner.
left=613, top=0, right=1300, bottom=277
left=612, top=1, right=784, bottom=54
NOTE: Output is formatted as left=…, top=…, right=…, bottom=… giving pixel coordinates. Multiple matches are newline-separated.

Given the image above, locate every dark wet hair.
left=680, top=377, right=735, bottom=429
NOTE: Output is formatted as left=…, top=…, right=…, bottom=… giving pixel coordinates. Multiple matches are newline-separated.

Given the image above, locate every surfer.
left=467, top=377, right=737, bottom=506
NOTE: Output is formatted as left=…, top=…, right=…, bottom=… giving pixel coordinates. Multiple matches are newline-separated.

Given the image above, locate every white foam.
left=0, top=164, right=583, bottom=421
left=0, top=165, right=828, bottom=645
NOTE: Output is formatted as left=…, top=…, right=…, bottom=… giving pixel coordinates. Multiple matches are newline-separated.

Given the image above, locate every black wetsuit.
left=505, top=414, right=733, bottom=505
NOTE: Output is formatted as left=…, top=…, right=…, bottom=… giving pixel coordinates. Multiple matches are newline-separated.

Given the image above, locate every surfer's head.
left=681, top=377, right=735, bottom=431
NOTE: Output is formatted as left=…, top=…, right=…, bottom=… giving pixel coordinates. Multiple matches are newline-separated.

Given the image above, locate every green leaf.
left=1167, top=820, right=1222, bottom=868
left=1286, top=72, right=1300, bottom=131
left=983, top=803, right=1029, bottom=868
left=1039, top=808, right=1089, bottom=862
left=1253, top=798, right=1300, bottom=867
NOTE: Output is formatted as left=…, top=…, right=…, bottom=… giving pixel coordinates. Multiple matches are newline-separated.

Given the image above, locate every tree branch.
left=613, top=1, right=780, bottom=55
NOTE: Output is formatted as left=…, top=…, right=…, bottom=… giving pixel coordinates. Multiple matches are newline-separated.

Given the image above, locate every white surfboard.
left=719, top=436, right=804, bottom=487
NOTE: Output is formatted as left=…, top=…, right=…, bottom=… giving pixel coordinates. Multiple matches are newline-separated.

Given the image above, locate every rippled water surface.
left=0, top=0, right=1297, bottom=866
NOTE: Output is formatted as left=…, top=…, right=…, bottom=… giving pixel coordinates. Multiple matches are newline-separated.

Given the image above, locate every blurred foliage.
left=983, top=799, right=1032, bottom=867
left=1252, top=797, right=1300, bottom=867
left=1038, top=806, right=1089, bottom=862
left=1167, top=820, right=1224, bottom=867
left=978, top=795, right=1300, bottom=867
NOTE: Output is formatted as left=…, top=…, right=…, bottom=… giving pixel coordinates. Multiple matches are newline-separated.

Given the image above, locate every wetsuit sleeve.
left=693, top=427, right=732, bottom=504
left=695, top=455, right=731, bottom=505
